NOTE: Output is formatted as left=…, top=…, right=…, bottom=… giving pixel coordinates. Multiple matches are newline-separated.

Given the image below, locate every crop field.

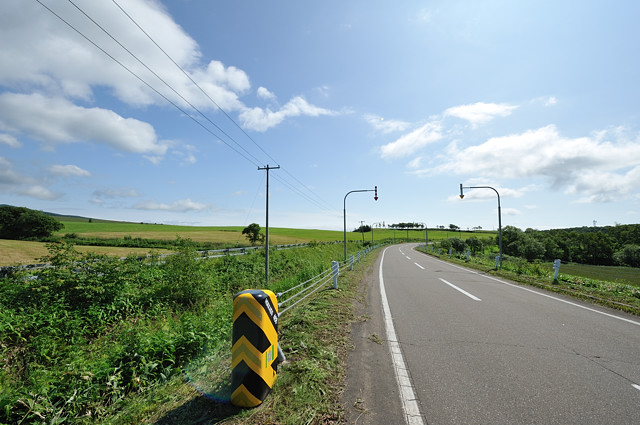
left=543, top=262, right=640, bottom=287
left=1, top=219, right=495, bottom=267
left=55, top=220, right=491, bottom=244
left=0, top=239, right=172, bottom=267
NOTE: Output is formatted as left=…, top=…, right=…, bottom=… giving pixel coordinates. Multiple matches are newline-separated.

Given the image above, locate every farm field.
left=0, top=239, right=172, bottom=266
left=544, top=262, right=640, bottom=287
left=0, top=216, right=495, bottom=267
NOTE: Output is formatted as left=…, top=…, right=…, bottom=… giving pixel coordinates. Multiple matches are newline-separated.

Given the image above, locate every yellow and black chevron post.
left=231, top=289, right=280, bottom=407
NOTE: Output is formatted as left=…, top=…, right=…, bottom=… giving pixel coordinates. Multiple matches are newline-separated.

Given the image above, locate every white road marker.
left=414, top=262, right=424, bottom=270
left=380, top=247, right=425, bottom=425
left=439, top=278, right=482, bottom=301
left=633, top=384, right=640, bottom=391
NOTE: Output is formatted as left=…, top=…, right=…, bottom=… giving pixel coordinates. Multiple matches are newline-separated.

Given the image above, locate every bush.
left=0, top=205, right=64, bottom=239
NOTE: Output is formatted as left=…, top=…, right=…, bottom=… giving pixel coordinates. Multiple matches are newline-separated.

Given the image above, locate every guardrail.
left=277, top=242, right=386, bottom=315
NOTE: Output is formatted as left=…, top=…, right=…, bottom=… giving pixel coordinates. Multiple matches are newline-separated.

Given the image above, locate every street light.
left=343, top=186, right=378, bottom=261
left=371, top=222, right=384, bottom=244
left=459, top=183, right=503, bottom=268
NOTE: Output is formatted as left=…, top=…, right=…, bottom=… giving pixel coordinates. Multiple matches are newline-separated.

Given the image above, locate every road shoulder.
left=340, top=251, right=405, bottom=424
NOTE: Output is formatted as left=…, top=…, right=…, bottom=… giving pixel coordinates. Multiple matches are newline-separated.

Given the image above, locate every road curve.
left=343, top=244, right=640, bottom=424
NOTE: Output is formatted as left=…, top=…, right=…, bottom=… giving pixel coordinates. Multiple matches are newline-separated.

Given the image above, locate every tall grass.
left=0, top=239, right=350, bottom=424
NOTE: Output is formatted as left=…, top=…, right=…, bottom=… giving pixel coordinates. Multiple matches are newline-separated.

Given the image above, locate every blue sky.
left=1, top=0, right=640, bottom=231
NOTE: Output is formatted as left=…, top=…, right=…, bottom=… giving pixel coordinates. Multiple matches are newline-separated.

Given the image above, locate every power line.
left=65, top=0, right=265, bottom=167
left=110, top=0, right=339, bottom=214
left=35, top=0, right=263, bottom=168
left=37, top=0, right=341, bottom=215
left=111, top=0, right=280, bottom=166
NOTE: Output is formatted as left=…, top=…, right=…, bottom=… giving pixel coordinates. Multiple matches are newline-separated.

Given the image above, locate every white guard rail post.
left=332, top=261, right=339, bottom=289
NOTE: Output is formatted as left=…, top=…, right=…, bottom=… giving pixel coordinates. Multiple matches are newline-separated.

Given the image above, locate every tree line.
left=0, top=205, right=63, bottom=239
left=501, top=225, right=640, bottom=267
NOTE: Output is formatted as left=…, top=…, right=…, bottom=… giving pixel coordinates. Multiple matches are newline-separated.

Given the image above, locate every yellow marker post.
left=231, top=289, right=279, bottom=407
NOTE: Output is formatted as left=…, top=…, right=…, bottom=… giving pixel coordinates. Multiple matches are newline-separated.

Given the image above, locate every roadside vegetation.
left=0, top=237, right=379, bottom=424
left=2, top=206, right=639, bottom=423
left=420, top=241, right=640, bottom=316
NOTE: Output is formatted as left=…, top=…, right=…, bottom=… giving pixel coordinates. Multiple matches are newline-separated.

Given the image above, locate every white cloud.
left=0, top=157, right=23, bottom=186
left=133, top=198, right=209, bottom=212
left=49, top=164, right=91, bottom=177
left=502, top=207, right=521, bottom=216
left=93, top=188, right=140, bottom=199
left=0, top=93, right=168, bottom=156
left=380, top=121, right=443, bottom=158
left=257, top=87, right=276, bottom=102
left=0, top=133, right=21, bottom=148
left=407, top=156, right=422, bottom=169
left=239, top=96, right=336, bottom=132
left=545, top=96, right=558, bottom=106
left=0, top=1, right=332, bottom=135
left=444, top=102, right=518, bottom=126
left=436, top=125, right=640, bottom=202
left=0, top=156, right=59, bottom=200
left=364, top=114, right=410, bottom=134
left=17, top=185, right=60, bottom=201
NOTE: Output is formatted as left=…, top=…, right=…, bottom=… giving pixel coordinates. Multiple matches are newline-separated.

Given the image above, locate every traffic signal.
left=374, top=186, right=378, bottom=201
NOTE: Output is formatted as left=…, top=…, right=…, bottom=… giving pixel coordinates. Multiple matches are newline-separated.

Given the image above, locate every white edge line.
left=441, top=260, right=640, bottom=326
left=380, top=247, right=425, bottom=425
left=438, top=278, right=482, bottom=301
left=414, top=262, right=424, bottom=270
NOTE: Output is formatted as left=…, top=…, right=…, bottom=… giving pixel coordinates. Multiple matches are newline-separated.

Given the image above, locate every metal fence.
left=277, top=243, right=386, bottom=315
left=0, top=242, right=313, bottom=277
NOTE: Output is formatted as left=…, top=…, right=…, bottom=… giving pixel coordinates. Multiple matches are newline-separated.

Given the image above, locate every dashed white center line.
left=414, top=263, right=424, bottom=270
left=439, top=278, right=481, bottom=301
left=633, top=384, right=640, bottom=391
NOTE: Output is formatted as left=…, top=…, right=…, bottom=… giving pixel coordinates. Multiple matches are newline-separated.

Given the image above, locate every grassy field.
left=2, top=218, right=492, bottom=267
left=543, top=262, right=640, bottom=287
left=0, top=239, right=172, bottom=267
left=56, top=221, right=491, bottom=244
left=0, top=237, right=376, bottom=424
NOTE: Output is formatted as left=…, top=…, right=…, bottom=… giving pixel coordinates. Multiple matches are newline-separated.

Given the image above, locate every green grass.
left=542, top=262, right=640, bottom=287
left=2, top=222, right=490, bottom=267
left=0, top=238, right=378, bottom=424
left=417, top=247, right=640, bottom=315
left=56, top=221, right=492, bottom=244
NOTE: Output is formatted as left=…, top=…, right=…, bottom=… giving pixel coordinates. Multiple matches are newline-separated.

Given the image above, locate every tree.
left=242, top=223, right=264, bottom=245
left=449, top=237, right=466, bottom=253
left=466, top=236, right=483, bottom=254
left=449, top=224, right=460, bottom=231
left=354, top=225, right=371, bottom=233
left=0, top=205, right=64, bottom=239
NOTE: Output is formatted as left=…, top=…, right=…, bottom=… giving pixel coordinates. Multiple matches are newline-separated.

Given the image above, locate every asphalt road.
left=343, top=244, right=640, bottom=424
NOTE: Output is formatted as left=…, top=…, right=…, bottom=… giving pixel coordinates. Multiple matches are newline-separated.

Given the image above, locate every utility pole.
left=258, top=164, right=280, bottom=285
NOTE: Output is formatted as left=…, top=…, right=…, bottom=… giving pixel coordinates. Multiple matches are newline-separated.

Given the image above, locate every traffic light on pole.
left=374, top=186, right=378, bottom=201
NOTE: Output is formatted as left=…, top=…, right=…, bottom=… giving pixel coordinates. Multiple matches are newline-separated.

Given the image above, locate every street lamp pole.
left=460, top=184, right=502, bottom=268
left=371, top=222, right=383, bottom=245
left=343, top=187, right=378, bottom=261
left=424, top=223, right=428, bottom=248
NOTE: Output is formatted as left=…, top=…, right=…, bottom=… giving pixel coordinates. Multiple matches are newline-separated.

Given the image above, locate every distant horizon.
left=8, top=204, right=632, bottom=233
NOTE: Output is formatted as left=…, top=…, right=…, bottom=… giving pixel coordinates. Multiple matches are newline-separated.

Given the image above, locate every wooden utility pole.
left=258, top=165, right=280, bottom=285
